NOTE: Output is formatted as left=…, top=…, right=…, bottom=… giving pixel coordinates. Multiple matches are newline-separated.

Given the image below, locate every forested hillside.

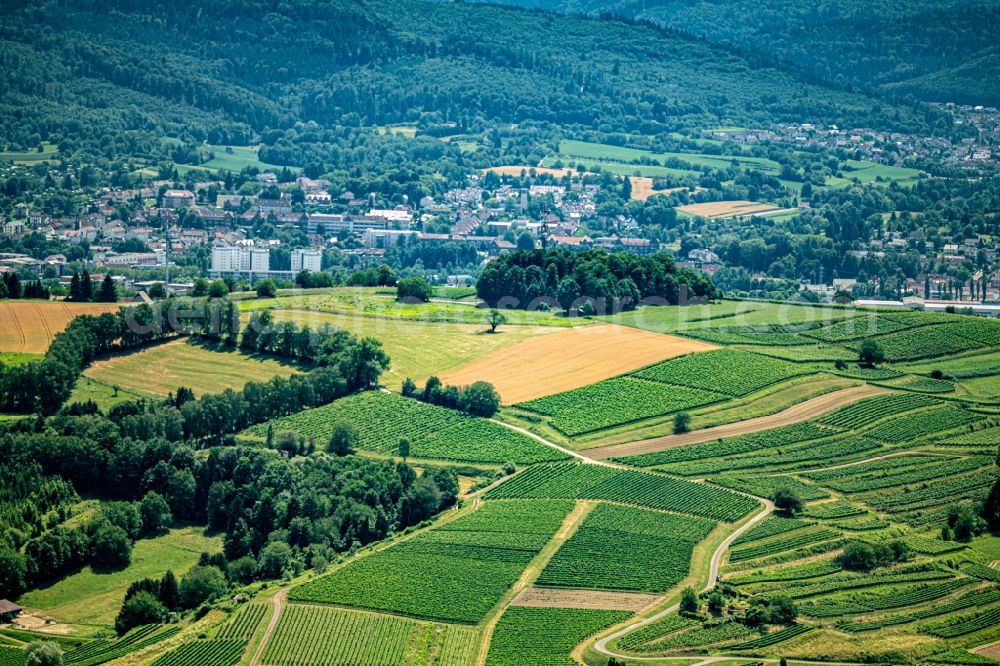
left=0, top=0, right=955, bottom=169
left=482, top=0, right=1000, bottom=106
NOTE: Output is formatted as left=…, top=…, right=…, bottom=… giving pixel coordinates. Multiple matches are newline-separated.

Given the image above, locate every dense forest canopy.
left=479, top=0, right=1000, bottom=106
left=0, top=0, right=959, bottom=171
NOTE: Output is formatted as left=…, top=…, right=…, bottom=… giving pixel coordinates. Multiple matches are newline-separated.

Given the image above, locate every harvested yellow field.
left=436, top=324, right=717, bottom=404
left=676, top=200, right=780, bottom=219
left=483, top=166, right=586, bottom=178
left=0, top=300, right=122, bottom=353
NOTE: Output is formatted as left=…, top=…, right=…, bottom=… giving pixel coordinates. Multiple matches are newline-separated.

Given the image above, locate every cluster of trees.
left=241, top=311, right=390, bottom=378
left=401, top=376, right=501, bottom=418
left=0, top=490, right=173, bottom=598
left=0, top=299, right=241, bottom=414
left=680, top=585, right=797, bottom=627
left=941, top=503, right=989, bottom=542
left=1, top=401, right=457, bottom=603
left=346, top=264, right=397, bottom=288
left=0, top=273, right=49, bottom=300
left=477, top=248, right=720, bottom=312
left=396, top=276, right=433, bottom=302
left=67, top=270, right=117, bottom=302
left=834, top=540, right=911, bottom=572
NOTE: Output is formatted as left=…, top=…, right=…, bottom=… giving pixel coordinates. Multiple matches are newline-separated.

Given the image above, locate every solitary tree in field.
left=26, top=640, right=63, bottom=666
left=673, top=412, right=691, bottom=434
left=256, top=279, right=277, bottom=298
left=398, top=438, right=410, bottom=460
left=487, top=308, right=508, bottom=334
left=858, top=338, right=885, bottom=367
left=327, top=421, right=359, bottom=456
left=773, top=487, right=803, bottom=516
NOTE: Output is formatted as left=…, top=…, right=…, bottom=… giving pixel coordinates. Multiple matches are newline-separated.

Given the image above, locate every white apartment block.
left=291, top=248, right=323, bottom=273
left=211, top=245, right=270, bottom=275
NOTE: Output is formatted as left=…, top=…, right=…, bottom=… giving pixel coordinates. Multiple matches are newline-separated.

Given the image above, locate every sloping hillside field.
left=436, top=324, right=716, bottom=404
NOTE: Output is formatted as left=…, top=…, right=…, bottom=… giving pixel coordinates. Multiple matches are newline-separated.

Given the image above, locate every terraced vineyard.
left=863, top=405, right=983, bottom=442
left=535, top=503, right=715, bottom=592
left=632, top=349, right=813, bottom=397
left=816, top=392, right=939, bottom=430
left=516, top=376, right=723, bottom=436
left=261, top=605, right=479, bottom=666
left=243, top=391, right=564, bottom=463
left=485, top=607, right=630, bottom=666
left=838, top=589, right=1000, bottom=632
left=729, top=526, right=842, bottom=562
left=805, top=456, right=990, bottom=493
left=616, top=422, right=831, bottom=468
left=217, top=603, right=269, bottom=641
left=151, top=640, right=247, bottom=666
left=63, top=626, right=180, bottom=666
left=847, top=324, right=991, bottom=361
left=0, top=647, right=25, bottom=666
left=289, top=500, right=573, bottom=623
left=485, top=463, right=758, bottom=521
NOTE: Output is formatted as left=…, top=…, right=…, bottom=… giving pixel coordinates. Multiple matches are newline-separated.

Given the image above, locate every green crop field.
left=261, top=605, right=478, bottom=666
left=516, top=376, right=724, bottom=436
left=485, top=607, right=630, bottom=666
left=244, top=391, right=565, bottom=463
left=632, top=349, right=814, bottom=397
left=485, top=462, right=758, bottom=522
left=217, top=603, right=269, bottom=641
left=289, top=500, right=573, bottom=623
left=535, top=503, right=715, bottom=592
left=151, top=640, right=247, bottom=666
left=62, top=625, right=181, bottom=666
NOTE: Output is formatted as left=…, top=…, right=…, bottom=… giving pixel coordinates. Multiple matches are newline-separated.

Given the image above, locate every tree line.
left=477, top=248, right=720, bottom=312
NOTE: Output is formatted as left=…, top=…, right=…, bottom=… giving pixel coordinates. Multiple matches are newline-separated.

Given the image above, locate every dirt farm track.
left=0, top=300, right=121, bottom=354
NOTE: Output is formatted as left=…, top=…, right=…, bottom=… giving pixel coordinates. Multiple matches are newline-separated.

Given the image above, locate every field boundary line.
left=582, top=384, right=889, bottom=460
left=488, top=419, right=614, bottom=466
left=475, top=500, right=596, bottom=666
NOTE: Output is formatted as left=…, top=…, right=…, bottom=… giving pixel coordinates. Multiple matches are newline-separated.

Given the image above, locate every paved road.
left=593, top=496, right=775, bottom=660
left=583, top=384, right=888, bottom=460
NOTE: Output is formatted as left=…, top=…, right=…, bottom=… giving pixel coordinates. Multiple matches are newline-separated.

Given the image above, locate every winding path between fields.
left=592, top=496, right=775, bottom=662
left=250, top=589, right=285, bottom=666
left=488, top=419, right=615, bottom=467
left=582, top=384, right=889, bottom=461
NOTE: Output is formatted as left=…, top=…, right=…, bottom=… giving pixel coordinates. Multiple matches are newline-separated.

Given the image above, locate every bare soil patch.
left=436, top=324, right=716, bottom=404
left=511, top=587, right=659, bottom=612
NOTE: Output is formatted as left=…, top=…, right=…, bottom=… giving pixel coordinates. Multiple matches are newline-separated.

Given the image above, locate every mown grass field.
left=83, top=338, right=302, bottom=397
left=18, top=527, right=220, bottom=626
left=239, top=287, right=586, bottom=327
left=262, top=308, right=555, bottom=390
left=0, top=300, right=122, bottom=353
